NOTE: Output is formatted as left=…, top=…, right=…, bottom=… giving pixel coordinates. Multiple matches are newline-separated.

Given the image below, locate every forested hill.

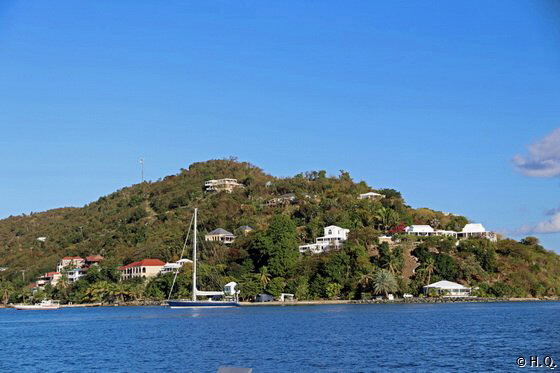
left=1, top=158, right=559, bottom=300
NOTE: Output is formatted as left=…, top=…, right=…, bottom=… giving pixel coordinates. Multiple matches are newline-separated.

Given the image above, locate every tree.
left=375, top=207, right=399, bottom=232
left=325, top=283, right=342, bottom=299
left=259, top=267, right=271, bottom=288
left=372, top=269, right=398, bottom=298
left=248, top=215, right=299, bottom=277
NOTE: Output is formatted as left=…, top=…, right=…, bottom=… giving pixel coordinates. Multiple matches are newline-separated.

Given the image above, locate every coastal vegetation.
left=0, top=158, right=559, bottom=304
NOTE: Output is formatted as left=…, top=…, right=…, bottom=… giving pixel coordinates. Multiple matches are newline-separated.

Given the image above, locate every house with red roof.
left=117, top=259, right=166, bottom=280
left=57, top=256, right=85, bottom=272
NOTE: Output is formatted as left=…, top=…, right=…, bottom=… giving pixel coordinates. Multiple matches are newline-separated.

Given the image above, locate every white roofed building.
left=423, top=280, right=471, bottom=297
left=358, top=192, right=385, bottom=200
left=160, top=258, right=193, bottom=274
left=204, top=178, right=244, bottom=193
left=405, top=225, right=435, bottom=236
left=299, top=225, right=350, bottom=254
left=458, top=223, right=497, bottom=242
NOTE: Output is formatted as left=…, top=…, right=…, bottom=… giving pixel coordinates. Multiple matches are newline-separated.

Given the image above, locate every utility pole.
left=140, top=158, right=144, bottom=182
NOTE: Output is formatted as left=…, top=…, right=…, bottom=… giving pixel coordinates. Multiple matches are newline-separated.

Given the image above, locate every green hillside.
left=0, top=158, right=559, bottom=303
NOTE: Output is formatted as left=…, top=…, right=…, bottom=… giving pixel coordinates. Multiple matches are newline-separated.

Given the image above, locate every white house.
left=160, top=258, right=193, bottom=274
left=204, top=178, right=244, bottom=193
left=423, top=280, right=471, bottom=297
left=205, top=228, right=236, bottom=245
left=57, top=256, right=85, bottom=272
left=458, top=223, right=497, bottom=242
left=67, top=267, right=87, bottom=283
left=404, top=223, right=496, bottom=242
left=299, top=225, right=350, bottom=254
left=358, top=192, right=385, bottom=200
left=404, top=225, right=435, bottom=236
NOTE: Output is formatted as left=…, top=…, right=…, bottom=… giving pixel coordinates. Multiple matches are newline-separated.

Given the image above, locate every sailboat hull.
left=167, top=300, right=240, bottom=308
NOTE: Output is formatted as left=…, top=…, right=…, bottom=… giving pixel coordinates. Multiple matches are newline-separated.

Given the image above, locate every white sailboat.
left=167, top=208, right=240, bottom=308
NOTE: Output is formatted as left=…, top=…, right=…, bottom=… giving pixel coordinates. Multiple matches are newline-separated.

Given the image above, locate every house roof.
left=462, top=223, right=487, bottom=233
left=44, top=272, right=60, bottom=277
left=86, top=255, right=104, bottom=262
left=117, top=259, right=166, bottom=270
left=424, top=280, right=469, bottom=289
left=238, top=225, right=253, bottom=231
left=360, top=192, right=383, bottom=196
left=207, top=228, right=234, bottom=236
left=324, top=225, right=347, bottom=230
left=405, top=225, right=434, bottom=233
left=62, top=256, right=84, bottom=261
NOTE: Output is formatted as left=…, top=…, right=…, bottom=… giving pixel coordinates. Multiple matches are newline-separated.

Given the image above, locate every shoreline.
left=2, top=297, right=557, bottom=309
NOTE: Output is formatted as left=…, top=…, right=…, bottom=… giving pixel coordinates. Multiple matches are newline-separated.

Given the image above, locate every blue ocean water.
left=0, top=302, right=558, bottom=372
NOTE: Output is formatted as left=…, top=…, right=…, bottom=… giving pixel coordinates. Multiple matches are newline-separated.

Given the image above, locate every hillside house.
left=265, top=193, right=297, bottom=207
left=358, top=192, right=385, bottom=200
left=57, top=257, right=85, bottom=272
left=160, top=258, right=193, bottom=274
left=238, top=225, right=254, bottom=235
left=404, top=223, right=496, bottom=242
left=204, top=178, right=244, bottom=193
left=117, top=259, right=166, bottom=280
left=299, top=225, right=350, bottom=254
left=205, top=228, right=235, bottom=245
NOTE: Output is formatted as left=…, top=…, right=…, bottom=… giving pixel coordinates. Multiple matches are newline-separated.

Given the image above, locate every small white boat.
left=13, top=300, right=60, bottom=310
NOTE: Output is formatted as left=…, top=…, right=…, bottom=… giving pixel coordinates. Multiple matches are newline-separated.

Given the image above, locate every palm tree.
left=422, top=257, right=436, bottom=285
left=357, top=269, right=376, bottom=291
left=0, top=281, right=13, bottom=304
left=85, top=281, right=110, bottom=303
left=259, top=267, right=271, bottom=289
left=375, top=207, right=399, bottom=232
left=373, top=269, right=399, bottom=299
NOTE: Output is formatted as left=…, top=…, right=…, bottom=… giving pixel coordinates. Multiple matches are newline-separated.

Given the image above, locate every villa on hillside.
left=205, top=228, right=236, bottom=245
left=117, top=259, right=166, bottom=280
left=57, top=256, right=86, bottom=272
left=358, top=192, right=385, bottom=200
left=204, top=178, right=244, bottom=193
left=238, top=225, right=254, bottom=235
left=423, top=280, right=471, bottom=297
left=299, top=225, right=350, bottom=254
left=160, top=258, right=193, bottom=274
left=33, top=272, right=62, bottom=291
left=265, top=193, right=297, bottom=207
left=404, top=223, right=496, bottom=242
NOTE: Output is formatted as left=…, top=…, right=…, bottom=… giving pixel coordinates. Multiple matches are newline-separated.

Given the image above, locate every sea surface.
left=0, top=302, right=558, bottom=372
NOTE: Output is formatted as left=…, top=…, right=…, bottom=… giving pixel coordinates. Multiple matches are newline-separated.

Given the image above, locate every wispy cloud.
left=518, top=212, right=560, bottom=234
left=513, top=128, right=560, bottom=178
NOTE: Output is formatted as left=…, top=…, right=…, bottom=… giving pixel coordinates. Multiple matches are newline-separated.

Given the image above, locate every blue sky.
left=1, top=1, right=560, bottom=250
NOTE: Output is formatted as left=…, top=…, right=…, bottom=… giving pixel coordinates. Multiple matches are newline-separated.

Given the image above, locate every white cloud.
left=513, top=128, right=560, bottom=178
left=519, top=212, right=560, bottom=234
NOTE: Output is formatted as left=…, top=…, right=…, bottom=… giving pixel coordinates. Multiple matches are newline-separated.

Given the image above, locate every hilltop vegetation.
left=0, top=158, right=559, bottom=303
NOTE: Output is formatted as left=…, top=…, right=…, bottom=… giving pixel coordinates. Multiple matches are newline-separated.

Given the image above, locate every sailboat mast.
left=192, top=208, right=197, bottom=301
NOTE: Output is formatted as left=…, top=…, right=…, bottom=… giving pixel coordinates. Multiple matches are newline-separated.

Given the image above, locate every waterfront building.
left=299, top=225, right=350, bottom=254
left=117, top=259, right=166, bottom=280
left=205, top=228, right=235, bottom=245
left=423, top=280, right=471, bottom=297
left=204, top=178, right=244, bottom=193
